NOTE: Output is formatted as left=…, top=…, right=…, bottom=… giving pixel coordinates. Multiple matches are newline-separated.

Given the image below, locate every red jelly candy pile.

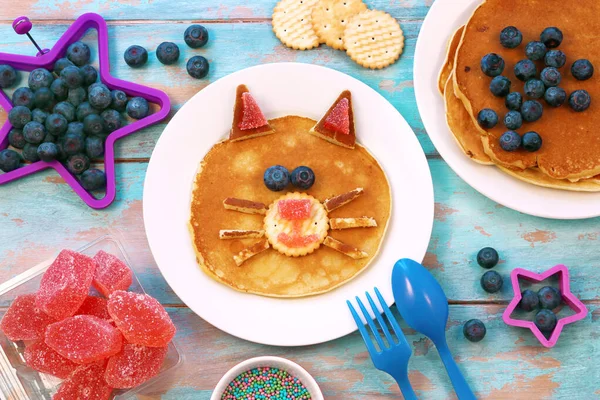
left=24, top=341, right=78, bottom=379
left=238, top=92, right=268, bottom=130
left=53, top=362, right=113, bottom=400
left=35, top=249, right=97, bottom=320
left=278, top=199, right=312, bottom=220
left=76, top=296, right=111, bottom=321
left=45, top=315, right=123, bottom=364
left=105, top=343, right=168, bottom=389
left=107, top=291, right=175, bottom=347
left=92, top=250, right=133, bottom=297
left=0, top=294, right=56, bottom=341
left=323, top=97, right=350, bottom=135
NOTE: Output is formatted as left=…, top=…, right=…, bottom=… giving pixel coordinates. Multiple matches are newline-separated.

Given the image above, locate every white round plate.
left=414, top=0, right=600, bottom=220
left=143, top=63, right=434, bottom=346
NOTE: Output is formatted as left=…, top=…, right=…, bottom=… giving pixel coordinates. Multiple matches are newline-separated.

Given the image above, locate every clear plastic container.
left=0, top=234, right=182, bottom=399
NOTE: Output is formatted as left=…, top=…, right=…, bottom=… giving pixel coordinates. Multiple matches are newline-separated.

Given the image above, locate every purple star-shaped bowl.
left=502, top=265, right=588, bottom=348
left=0, top=13, right=170, bottom=209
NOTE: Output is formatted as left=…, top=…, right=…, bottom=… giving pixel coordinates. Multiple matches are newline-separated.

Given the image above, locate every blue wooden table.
left=0, top=1, right=599, bottom=398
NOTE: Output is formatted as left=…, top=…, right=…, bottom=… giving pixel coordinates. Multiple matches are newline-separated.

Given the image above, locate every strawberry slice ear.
left=310, top=90, right=356, bottom=149
left=229, top=84, right=275, bottom=142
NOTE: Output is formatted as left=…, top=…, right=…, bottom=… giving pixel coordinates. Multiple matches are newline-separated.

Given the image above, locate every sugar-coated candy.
left=45, top=315, right=123, bottom=364
left=24, top=341, right=78, bottom=379
left=107, top=291, right=175, bottom=347
left=0, top=294, right=56, bottom=341
left=104, top=343, right=168, bottom=388
left=92, top=250, right=133, bottom=297
left=76, top=296, right=111, bottom=320
left=35, top=250, right=97, bottom=320
left=53, top=362, right=113, bottom=400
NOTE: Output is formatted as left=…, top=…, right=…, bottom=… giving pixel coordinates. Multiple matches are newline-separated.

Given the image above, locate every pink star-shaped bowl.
left=0, top=13, right=170, bottom=209
left=502, top=265, right=588, bottom=348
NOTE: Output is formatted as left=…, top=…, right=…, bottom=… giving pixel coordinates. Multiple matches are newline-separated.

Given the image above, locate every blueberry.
left=499, top=26, right=522, bottom=49
left=480, top=53, right=505, bottom=77
left=110, top=90, right=128, bottom=112
left=540, top=67, right=561, bottom=88
left=23, top=121, right=46, bottom=144
left=0, top=65, right=18, bottom=88
left=22, top=143, right=40, bottom=162
left=60, top=66, right=84, bottom=89
left=8, top=129, right=26, bottom=149
left=53, top=58, right=75, bottom=75
left=43, top=132, right=56, bottom=144
left=520, top=289, right=540, bottom=311
left=28, top=68, right=54, bottom=91
left=540, top=27, right=563, bottom=49
left=87, top=82, right=109, bottom=95
left=50, top=78, right=69, bottom=101
left=184, top=24, right=209, bottom=48
left=124, top=45, right=148, bottom=68
left=505, top=92, right=523, bottom=111
left=53, top=101, right=76, bottom=122
left=126, top=97, right=150, bottom=119
left=0, top=149, right=21, bottom=172
left=534, top=309, right=557, bottom=332
left=61, top=132, right=86, bottom=156
left=45, top=113, right=68, bottom=135
left=12, top=87, right=34, bottom=109
left=525, top=41, right=547, bottom=61
left=76, top=102, right=99, bottom=122
left=156, top=42, right=180, bottom=65
left=463, top=319, right=486, bottom=342
left=33, top=87, right=54, bottom=109
left=290, top=166, right=315, bottom=189
left=522, top=131, right=543, bottom=152
left=264, top=165, right=290, bottom=191
left=499, top=131, right=522, bottom=152
left=490, top=76, right=511, bottom=97
left=476, top=247, right=499, bottom=269
left=481, top=270, right=503, bottom=293
left=569, top=90, right=591, bottom=112
left=66, top=122, right=85, bottom=136
left=186, top=56, right=209, bottom=79
left=477, top=109, right=498, bottom=129
left=55, top=142, right=68, bottom=161
left=37, top=142, right=59, bottom=162
left=80, top=168, right=107, bottom=191
left=80, top=65, right=98, bottom=86
left=8, top=106, right=32, bottom=129
left=66, top=41, right=91, bottom=66
left=503, top=110, right=523, bottom=130
left=514, top=59, right=537, bottom=82
left=66, top=153, right=90, bottom=175
left=524, top=79, right=545, bottom=99
left=571, top=59, right=594, bottom=81
left=83, top=114, right=105, bottom=136
left=68, top=87, right=87, bottom=107
left=85, top=136, right=104, bottom=158
left=521, top=100, right=544, bottom=122
left=538, top=286, right=561, bottom=310
left=101, top=109, right=122, bottom=133
left=31, top=109, right=49, bottom=124
left=544, top=50, right=566, bottom=68
left=88, top=85, right=112, bottom=110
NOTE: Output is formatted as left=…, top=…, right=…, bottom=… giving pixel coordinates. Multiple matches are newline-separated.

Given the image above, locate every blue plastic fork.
left=347, top=288, right=417, bottom=400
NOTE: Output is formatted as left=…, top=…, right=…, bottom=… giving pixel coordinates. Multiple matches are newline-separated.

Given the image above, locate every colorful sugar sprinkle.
left=221, top=367, right=311, bottom=400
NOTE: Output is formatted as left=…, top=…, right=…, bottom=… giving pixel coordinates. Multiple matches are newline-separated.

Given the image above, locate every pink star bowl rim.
left=502, top=264, right=588, bottom=348
left=0, top=13, right=171, bottom=209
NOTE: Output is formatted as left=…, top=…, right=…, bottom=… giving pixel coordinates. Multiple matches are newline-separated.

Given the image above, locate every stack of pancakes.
left=440, top=0, right=600, bottom=191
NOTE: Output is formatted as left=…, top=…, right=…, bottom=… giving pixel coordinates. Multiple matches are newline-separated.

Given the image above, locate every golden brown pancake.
left=438, top=26, right=465, bottom=95
left=189, top=116, right=391, bottom=297
left=454, top=0, right=600, bottom=180
left=498, top=166, right=600, bottom=192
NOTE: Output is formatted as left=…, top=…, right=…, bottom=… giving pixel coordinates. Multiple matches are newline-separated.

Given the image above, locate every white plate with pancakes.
left=144, top=63, right=434, bottom=346
left=414, top=0, right=600, bottom=219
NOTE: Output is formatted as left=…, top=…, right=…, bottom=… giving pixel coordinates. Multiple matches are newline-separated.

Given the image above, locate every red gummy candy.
left=92, top=250, right=133, bottom=297
left=24, top=341, right=78, bottom=379
left=238, top=92, right=268, bottom=130
left=53, top=362, right=113, bottom=400
left=104, top=343, right=168, bottom=389
left=323, top=97, right=350, bottom=135
left=36, top=250, right=97, bottom=320
left=76, top=296, right=111, bottom=320
left=45, top=315, right=123, bottom=364
left=0, top=294, right=56, bottom=341
left=107, top=291, right=175, bottom=347
left=277, top=199, right=312, bottom=220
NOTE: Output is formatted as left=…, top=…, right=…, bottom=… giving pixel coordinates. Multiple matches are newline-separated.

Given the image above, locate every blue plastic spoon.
left=392, top=258, right=476, bottom=400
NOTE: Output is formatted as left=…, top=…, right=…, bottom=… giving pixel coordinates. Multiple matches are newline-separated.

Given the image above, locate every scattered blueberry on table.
left=481, top=270, right=503, bottom=293
left=126, top=97, right=150, bottom=119
left=476, top=247, right=499, bottom=269
left=519, top=289, right=539, bottom=312
left=186, top=55, right=210, bottom=79
left=124, top=45, right=148, bottom=68
left=156, top=42, right=180, bottom=65
left=463, top=319, right=486, bottom=342
left=264, top=165, right=290, bottom=192
left=66, top=41, right=91, bottom=66
left=184, top=24, right=209, bottom=49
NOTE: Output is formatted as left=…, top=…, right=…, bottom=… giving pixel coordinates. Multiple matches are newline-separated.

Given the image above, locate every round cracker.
left=311, top=0, right=368, bottom=50
left=272, top=0, right=320, bottom=50
left=343, top=10, right=404, bottom=69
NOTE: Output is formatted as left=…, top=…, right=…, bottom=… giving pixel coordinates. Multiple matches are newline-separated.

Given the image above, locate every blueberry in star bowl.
left=110, top=90, right=128, bottom=112
left=480, top=53, right=505, bottom=77
left=68, top=87, right=87, bottom=108
left=540, top=67, right=561, bottom=88
left=87, top=82, right=109, bottom=95
left=522, top=131, right=543, bottom=152
left=66, top=41, right=91, bottom=66
left=264, top=165, right=290, bottom=192
left=571, top=59, right=594, bottom=81
left=519, top=289, right=539, bottom=312
left=45, top=113, right=68, bottom=136
left=37, top=142, right=59, bottom=162
left=540, top=27, right=563, bottom=49
left=53, top=58, right=74, bottom=75
left=80, top=168, right=107, bottom=191
left=66, top=153, right=90, bottom=175
left=22, top=143, right=40, bottom=162
left=0, top=65, right=18, bottom=88
left=23, top=121, right=46, bottom=144
left=156, top=42, right=180, bottom=65
left=184, top=24, right=209, bottom=48
left=291, top=166, right=315, bottom=190
left=85, top=136, right=104, bottom=158
left=12, top=87, right=34, bottom=109
left=514, top=59, right=537, bottom=82
left=80, top=64, right=98, bottom=86
left=8, top=106, right=32, bottom=129
left=0, top=149, right=21, bottom=172
left=34, top=87, right=54, bottom=109
left=499, top=131, right=522, bottom=152
left=534, top=309, right=557, bottom=332
left=50, top=78, right=69, bottom=101
left=83, top=114, right=105, bottom=136
left=28, top=68, right=54, bottom=91
left=490, top=76, right=511, bottom=97
left=477, top=247, right=499, bottom=269
left=89, top=85, right=112, bottom=110
left=77, top=102, right=99, bottom=122
left=186, top=56, right=210, bottom=79
left=544, top=50, right=566, bottom=68
left=569, top=89, right=591, bottom=112
left=101, top=109, right=122, bottom=133
left=538, top=286, right=561, bottom=310
left=503, top=110, right=523, bottom=130
left=126, top=97, right=150, bottom=119
left=477, top=109, right=498, bottom=129
left=505, top=92, right=523, bottom=111
left=66, top=122, right=84, bottom=136
left=61, top=132, right=86, bottom=156
left=525, top=41, right=547, bottom=61
left=60, top=65, right=84, bottom=89
left=31, top=109, right=48, bottom=125
left=500, top=26, right=522, bottom=49
left=124, top=45, right=148, bottom=68
left=524, top=79, right=545, bottom=99
left=463, top=319, right=486, bottom=342
left=53, top=101, right=76, bottom=122
left=481, top=270, right=503, bottom=293
left=43, top=131, right=56, bottom=144
left=8, top=129, right=26, bottom=149
left=521, top=100, right=544, bottom=122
